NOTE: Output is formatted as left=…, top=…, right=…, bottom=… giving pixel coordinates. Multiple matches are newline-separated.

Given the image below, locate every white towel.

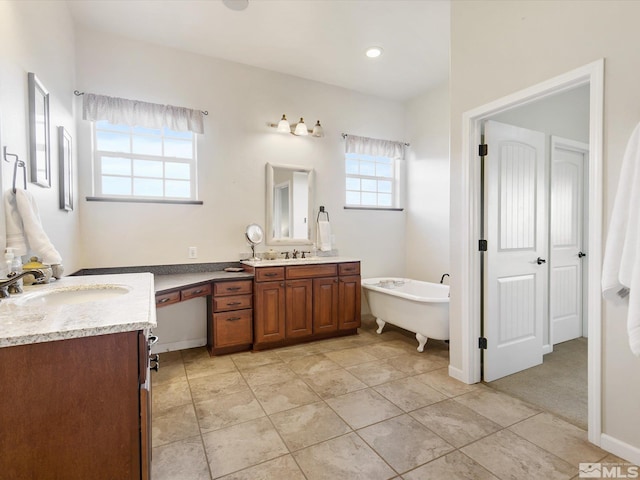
left=602, top=122, right=640, bottom=356
left=13, top=189, right=62, bottom=265
left=4, top=190, right=28, bottom=256
left=317, top=220, right=332, bottom=252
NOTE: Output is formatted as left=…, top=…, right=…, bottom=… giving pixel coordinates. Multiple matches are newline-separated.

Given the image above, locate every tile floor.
left=151, top=317, right=626, bottom=479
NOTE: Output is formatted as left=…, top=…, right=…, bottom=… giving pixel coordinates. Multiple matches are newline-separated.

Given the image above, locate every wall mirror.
left=266, top=163, right=314, bottom=245
left=28, top=72, right=51, bottom=188
left=245, top=223, right=264, bottom=260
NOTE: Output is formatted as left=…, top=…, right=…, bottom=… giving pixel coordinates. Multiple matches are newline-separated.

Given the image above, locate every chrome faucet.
left=0, top=270, right=46, bottom=299
left=440, top=273, right=450, bottom=284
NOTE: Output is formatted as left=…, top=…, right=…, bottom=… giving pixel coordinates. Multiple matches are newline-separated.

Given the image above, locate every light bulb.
left=276, top=114, right=290, bottom=133
left=365, top=46, right=384, bottom=58
left=312, top=120, right=324, bottom=137
left=294, top=118, right=308, bottom=136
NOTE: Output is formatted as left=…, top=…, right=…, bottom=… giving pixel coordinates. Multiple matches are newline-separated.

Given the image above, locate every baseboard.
left=542, top=344, right=553, bottom=355
left=151, top=338, right=206, bottom=354
left=448, top=364, right=474, bottom=384
left=600, top=433, right=640, bottom=466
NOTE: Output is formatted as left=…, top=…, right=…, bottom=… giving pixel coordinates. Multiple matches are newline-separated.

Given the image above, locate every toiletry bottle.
left=11, top=252, right=23, bottom=288
left=4, top=248, right=14, bottom=277
left=311, top=243, right=317, bottom=258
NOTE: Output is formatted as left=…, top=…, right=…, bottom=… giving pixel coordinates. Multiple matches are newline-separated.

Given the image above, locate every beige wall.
left=405, top=82, right=450, bottom=283
left=0, top=1, right=81, bottom=274
left=450, top=0, right=640, bottom=459
left=75, top=28, right=407, bottom=279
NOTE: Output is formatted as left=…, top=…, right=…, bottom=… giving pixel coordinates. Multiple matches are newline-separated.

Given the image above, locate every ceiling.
left=67, top=0, right=450, bottom=102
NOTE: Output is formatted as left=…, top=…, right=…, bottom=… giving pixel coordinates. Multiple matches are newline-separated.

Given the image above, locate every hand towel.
left=4, top=190, right=28, bottom=256
left=602, top=122, right=640, bottom=356
left=317, top=220, right=332, bottom=252
left=14, top=189, right=63, bottom=265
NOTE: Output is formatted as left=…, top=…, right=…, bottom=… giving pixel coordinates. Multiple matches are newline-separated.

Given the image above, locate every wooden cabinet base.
left=253, top=328, right=358, bottom=351
left=0, top=332, right=148, bottom=480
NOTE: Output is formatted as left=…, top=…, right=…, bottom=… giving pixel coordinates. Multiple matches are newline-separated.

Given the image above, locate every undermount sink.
left=15, top=285, right=131, bottom=307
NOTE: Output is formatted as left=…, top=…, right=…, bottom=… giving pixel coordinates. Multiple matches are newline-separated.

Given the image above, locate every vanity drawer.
left=286, top=264, right=337, bottom=279
left=214, top=280, right=253, bottom=296
left=338, top=262, right=360, bottom=276
left=213, top=294, right=252, bottom=312
left=155, top=291, right=180, bottom=308
left=181, top=283, right=212, bottom=301
left=255, top=267, right=285, bottom=282
left=213, top=310, right=253, bottom=347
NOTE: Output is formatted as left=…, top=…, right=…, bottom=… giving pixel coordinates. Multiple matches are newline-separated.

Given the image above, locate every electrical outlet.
left=188, top=246, right=197, bottom=259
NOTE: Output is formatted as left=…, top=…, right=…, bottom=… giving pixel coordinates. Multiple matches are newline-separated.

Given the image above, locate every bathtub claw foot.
left=416, top=333, right=428, bottom=352
left=375, top=318, right=386, bottom=334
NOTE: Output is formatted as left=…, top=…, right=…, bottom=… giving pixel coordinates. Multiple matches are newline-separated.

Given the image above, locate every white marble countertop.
left=0, top=273, right=156, bottom=348
left=241, top=256, right=360, bottom=267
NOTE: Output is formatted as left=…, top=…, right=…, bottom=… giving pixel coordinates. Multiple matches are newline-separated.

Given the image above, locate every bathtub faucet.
left=440, top=273, right=450, bottom=284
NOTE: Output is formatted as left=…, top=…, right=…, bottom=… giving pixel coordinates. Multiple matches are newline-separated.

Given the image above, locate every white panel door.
left=550, top=137, right=588, bottom=345
left=484, top=120, right=547, bottom=382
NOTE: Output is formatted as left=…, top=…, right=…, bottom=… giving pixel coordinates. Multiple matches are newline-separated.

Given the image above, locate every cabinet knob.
left=158, top=297, right=170, bottom=304
left=226, top=317, right=241, bottom=322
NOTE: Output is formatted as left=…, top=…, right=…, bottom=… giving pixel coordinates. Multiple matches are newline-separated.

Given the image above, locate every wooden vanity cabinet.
left=253, top=261, right=361, bottom=349
left=0, top=330, right=151, bottom=480
left=208, top=279, right=253, bottom=355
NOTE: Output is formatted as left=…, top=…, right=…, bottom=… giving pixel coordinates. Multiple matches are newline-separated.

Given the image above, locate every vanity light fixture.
left=269, top=115, right=324, bottom=137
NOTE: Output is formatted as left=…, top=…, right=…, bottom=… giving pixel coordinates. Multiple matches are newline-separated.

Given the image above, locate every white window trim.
left=89, top=122, right=199, bottom=204
left=344, top=152, right=404, bottom=211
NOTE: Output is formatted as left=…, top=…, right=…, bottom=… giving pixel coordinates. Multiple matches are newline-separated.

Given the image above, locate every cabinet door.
left=254, top=281, right=286, bottom=344
left=286, top=279, right=313, bottom=338
left=339, top=275, right=361, bottom=330
left=313, top=277, right=339, bottom=333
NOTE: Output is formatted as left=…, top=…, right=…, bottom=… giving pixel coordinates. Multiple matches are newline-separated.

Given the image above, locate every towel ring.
left=317, top=205, right=329, bottom=222
left=3, top=147, right=26, bottom=193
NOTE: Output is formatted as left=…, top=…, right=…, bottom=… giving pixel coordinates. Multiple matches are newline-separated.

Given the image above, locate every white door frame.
left=456, top=59, right=604, bottom=444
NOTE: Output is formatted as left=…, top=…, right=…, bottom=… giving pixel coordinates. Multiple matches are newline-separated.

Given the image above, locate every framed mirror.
left=266, top=163, right=314, bottom=245
left=28, top=72, right=51, bottom=188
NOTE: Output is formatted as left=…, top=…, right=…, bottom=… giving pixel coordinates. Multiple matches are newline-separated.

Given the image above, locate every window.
left=345, top=153, right=396, bottom=207
left=92, top=120, right=197, bottom=201
left=344, top=134, right=404, bottom=209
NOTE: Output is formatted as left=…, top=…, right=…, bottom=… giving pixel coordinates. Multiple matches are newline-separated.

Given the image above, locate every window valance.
left=344, top=134, right=405, bottom=159
left=82, top=93, right=205, bottom=134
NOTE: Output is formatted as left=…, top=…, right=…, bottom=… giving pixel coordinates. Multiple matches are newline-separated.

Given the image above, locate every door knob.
left=578, top=251, right=586, bottom=258
left=536, top=257, right=546, bottom=265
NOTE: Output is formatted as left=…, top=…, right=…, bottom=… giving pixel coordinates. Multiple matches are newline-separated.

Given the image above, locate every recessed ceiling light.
left=365, top=46, right=384, bottom=58
left=223, top=0, right=249, bottom=11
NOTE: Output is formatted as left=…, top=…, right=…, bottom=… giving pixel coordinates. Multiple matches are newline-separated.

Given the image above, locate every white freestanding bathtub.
left=362, top=278, right=449, bottom=352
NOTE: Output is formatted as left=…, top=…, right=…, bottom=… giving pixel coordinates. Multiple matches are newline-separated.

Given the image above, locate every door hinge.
left=479, top=239, right=487, bottom=251
left=478, top=144, right=488, bottom=157
left=479, top=337, right=487, bottom=349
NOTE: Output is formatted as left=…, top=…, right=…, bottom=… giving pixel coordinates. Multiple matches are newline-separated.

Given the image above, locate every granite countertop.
left=241, top=256, right=360, bottom=268
left=153, top=271, right=253, bottom=294
left=0, top=273, right=156, bottom=348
